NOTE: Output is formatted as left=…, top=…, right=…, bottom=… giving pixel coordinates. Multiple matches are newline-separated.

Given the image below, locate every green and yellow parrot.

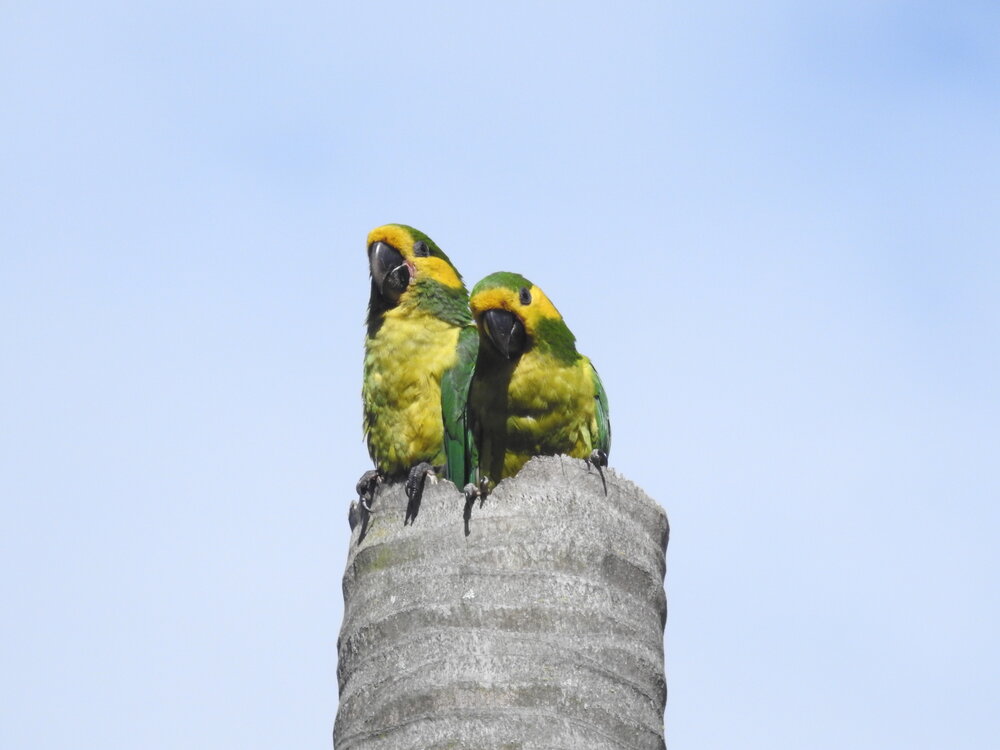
left=461, top=271, right=610, bottom=493
left=357, top=224, right=476, bottom=512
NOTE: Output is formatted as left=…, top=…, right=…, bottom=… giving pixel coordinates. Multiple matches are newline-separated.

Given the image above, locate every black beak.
left=368, top=241, right=410, bottom=302
left=481, top=309, right=526, bottom=359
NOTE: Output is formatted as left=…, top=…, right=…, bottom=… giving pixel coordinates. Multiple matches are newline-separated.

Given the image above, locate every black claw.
left=477, top=476, right=491, bottom=506
left=586, top=451, right=609, bottom=495
left=404, top=462, right=438, bottom=524
left=404, top=462, right=436, bottom=501
left=462, top=484, right=477, bottom=537
left=356, top=468, right=382, bottom=501
left=355, top=468, right=383, bottom=528
left=462, top=476, right=492, bottom=537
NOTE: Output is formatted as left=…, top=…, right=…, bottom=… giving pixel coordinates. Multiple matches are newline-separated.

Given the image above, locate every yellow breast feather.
left=363, top=307, right=461, bottom=475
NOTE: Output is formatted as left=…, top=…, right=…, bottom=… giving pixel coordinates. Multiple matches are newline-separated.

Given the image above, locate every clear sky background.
left=2, top=2, right=998, bottom=748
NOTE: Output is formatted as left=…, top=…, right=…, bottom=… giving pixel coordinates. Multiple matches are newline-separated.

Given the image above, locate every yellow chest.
left=473, top=350, right=597, bottom=481
left=363, top=308, right=460, bottom=474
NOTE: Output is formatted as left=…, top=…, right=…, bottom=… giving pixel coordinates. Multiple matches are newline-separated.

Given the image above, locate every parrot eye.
left=519, top=287, right=532, bottom=305
left=413, top=241, right=430, bottom=258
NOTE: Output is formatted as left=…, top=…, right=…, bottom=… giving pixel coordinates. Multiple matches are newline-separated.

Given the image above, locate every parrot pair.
left=356, top=223, right=610, bottom=515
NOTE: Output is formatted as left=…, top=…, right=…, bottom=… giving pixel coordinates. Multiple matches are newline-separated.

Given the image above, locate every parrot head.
left=469, top=272, right=578, bottom=363
left=366, top=224, right=463, bottom=307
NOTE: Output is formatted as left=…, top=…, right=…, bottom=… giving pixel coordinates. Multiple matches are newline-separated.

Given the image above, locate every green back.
left=440, top=325, right=479, bottom=486
left=591, top=363, right=611, bottom=455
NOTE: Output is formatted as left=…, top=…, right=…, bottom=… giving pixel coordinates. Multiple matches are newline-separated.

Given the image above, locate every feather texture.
left=362, top=224, right=471, bottom=477
left=466, top=272, right=610, bottom=484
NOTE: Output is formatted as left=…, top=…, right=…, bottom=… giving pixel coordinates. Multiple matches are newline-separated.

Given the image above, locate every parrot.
left=461, top=271, right=610, bottom=496
left=357, top=224, right=476, bottom=515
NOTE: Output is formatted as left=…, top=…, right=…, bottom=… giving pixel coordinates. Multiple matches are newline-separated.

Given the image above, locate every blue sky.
left=2, top=2, right=997, bottom=748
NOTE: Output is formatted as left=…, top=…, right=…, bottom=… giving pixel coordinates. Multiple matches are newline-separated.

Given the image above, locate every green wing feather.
left=441, top=325, right=479, bottom=486
left=591, top=363, right=611, bottom=456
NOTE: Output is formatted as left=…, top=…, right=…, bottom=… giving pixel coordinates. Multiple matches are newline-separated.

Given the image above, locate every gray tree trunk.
left=334, top=455, right=669, bottom=749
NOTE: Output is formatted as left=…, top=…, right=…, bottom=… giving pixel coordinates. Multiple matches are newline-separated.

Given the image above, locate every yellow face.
left=366, top=224, right=463, bottom=290
left=469, top=282, right=562, bottom=338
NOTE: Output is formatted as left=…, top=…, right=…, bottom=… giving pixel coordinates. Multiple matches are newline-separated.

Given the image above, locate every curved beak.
left=481, top=308, right=526, bottom=359
left=368, top=241, right=410, bottom=302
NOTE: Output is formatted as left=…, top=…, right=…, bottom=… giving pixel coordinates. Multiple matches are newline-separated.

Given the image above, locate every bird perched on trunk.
left=463, top=272, right=610, bottom=494
left=357, top=224, right=476, bottom=515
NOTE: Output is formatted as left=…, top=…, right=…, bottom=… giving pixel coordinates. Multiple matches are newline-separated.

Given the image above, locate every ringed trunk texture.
left=334, top=455, right=669, bottom=749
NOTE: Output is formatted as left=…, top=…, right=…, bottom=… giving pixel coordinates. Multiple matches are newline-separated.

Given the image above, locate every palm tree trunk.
left=334, top=455, right=669, bottom=749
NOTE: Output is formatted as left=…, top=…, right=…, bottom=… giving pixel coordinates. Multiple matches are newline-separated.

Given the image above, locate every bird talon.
left=463, top=483, right=477, bottom=503
left=587, top=449, right=609, bottom=468
left=355, top=468, right=383, bottom=523
left=462, top=477, right=491, bottom=509
left=404, top=462, right=437, bottom=501
left=585, top=451, right=609, bottom=495
left=356, top=469, right=383, bottom=498
left=404, top=462, right=439, bottom=523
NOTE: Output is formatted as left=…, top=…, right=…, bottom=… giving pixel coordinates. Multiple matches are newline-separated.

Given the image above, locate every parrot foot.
left=356, top=469, right=384, bottom=512
left=586, top=450, right=609, bottom=494
left=462, top=475, right=491, bottom=504
left=462, top=476, right=491, bottom=537
left=588, top=449, right=609, bottom=468
left=404, top=462, right=439, bottom=524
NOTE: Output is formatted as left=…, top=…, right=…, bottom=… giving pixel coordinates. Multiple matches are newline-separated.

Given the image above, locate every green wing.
left=441, top=325, right=479, bottom=487
left=591, top=363, right=611, bottom=456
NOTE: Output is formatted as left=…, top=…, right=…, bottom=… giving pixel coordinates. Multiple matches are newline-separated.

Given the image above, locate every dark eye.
left=413, top=241, right=430, bottom=258
left=519, top=287, right=532, bottom=305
